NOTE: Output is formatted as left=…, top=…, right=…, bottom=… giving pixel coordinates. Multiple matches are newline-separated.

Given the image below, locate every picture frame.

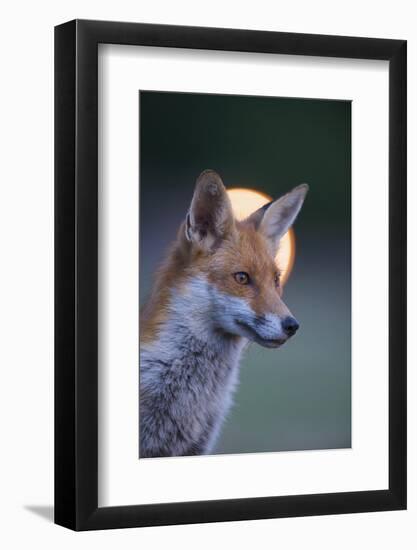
left=55, top=19, right=406, bottom=531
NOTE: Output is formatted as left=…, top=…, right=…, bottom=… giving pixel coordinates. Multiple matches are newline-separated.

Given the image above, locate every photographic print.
left=55, top=21, right=406, bottom=529
left=139, top=91, right=351, bottom=459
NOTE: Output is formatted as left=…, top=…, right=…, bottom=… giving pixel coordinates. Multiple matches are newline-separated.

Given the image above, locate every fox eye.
left=234, top=272, right=250, bottom=285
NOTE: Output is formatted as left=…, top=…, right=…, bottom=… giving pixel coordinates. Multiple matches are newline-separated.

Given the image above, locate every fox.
left=139, top=169, right=308, bottom=458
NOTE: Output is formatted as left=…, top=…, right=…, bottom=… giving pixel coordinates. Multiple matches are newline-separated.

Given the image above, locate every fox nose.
left=282, top=316, right=299, bottom=337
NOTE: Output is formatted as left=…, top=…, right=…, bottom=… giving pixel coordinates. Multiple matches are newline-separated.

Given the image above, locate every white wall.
left=0, top=0, right=415, bottom=547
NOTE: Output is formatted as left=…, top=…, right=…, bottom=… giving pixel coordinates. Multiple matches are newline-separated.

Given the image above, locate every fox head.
left=183, top=169, right=308, bottom=348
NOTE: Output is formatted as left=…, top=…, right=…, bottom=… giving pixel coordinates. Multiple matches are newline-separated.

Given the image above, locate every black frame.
left=55, top=19, right=407, bottom=531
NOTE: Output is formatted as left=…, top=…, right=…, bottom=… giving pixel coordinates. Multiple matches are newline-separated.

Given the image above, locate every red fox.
left=139, top=170, right=308, bottom=458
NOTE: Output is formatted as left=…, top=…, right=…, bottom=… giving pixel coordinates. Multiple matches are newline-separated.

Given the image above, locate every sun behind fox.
left=139, top=170, right=308, bottom=458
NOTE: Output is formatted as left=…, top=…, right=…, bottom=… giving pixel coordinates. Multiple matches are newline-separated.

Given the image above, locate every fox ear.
left=185, top=170, right=235, bottom=250
left=247, top=184, right=309, bottom=253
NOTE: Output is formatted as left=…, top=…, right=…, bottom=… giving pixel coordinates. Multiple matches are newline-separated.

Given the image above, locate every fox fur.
left=139, top=170, right=308, bottom=458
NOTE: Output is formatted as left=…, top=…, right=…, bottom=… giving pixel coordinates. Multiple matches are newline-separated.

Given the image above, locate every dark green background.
left=140, top=91, right=351, bottom=454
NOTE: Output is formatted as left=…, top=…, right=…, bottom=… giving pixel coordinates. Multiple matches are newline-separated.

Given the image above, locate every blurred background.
left=139, top=91, right=351, bottom=454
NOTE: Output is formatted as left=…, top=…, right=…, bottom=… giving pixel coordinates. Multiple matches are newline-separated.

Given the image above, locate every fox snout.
left=235, top=312, right=299, bottom=349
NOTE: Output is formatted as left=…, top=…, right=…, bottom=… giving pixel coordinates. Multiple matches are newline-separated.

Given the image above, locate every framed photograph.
left=55, top=19, right=406, bottom=530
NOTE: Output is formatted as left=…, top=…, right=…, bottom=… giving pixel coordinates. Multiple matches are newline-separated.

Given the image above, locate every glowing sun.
left=227, top=188, right=296, bottom=286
